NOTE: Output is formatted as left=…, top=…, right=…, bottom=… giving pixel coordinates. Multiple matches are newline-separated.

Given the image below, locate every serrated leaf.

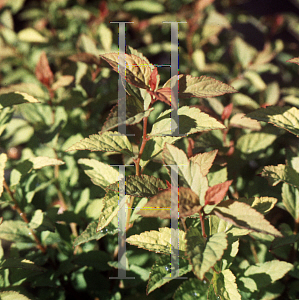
left=0, top=291, right=31, bottom=300
left=186, top=227, right=227, bottom=280
left=106, top=174, right=167, bottom=197
left=150, top=106, right=225, bottom=136
left=101, top=95, right=154, bottom=132
left=230, top=113, right=261, bottom=130
left=261, top=164, right=299, bottom=188
left=212, top=269, right=241, bottom=300
left=147, top=255, right=192, bottom=295
left=190, top=150, right=218, bottom=176
left=140, top=135, right=182, bottom=168
left=237, top=196, right=277, bottom=214
left=66, top=131, right=134, bottom=156
left=282, top=183, right=299, bottom=220
left=173, top=278, right=208, bottom=299
left=0, top=92, right=39, bottom=108
left=205, top=180, right=233, bottom=206
left=247, top=106, right=299, bottom=137
left=29, top=156, right=65, bottom=169
left=100, top=53, right=152, bottom=89
left=240, top=260, right=293, bottom=292
left=97, top=190, right=126, bottom=231
left=73, top=221, right=118, bottom=247
left=162, top=75, right=237, bottom=99
left=163, top=143, right=209, bottom=205
left=213, top=200, right=282, bottom=237
left=78, top=158, right=119, bottom=189
left=0, top=153, right=7, bottom=197
left=126, top=227, right=186, bottom=255
left=138, top=187, right=201, bottom=219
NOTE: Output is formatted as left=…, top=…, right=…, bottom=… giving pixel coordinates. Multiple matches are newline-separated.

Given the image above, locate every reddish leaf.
left=99, top=0, right=109, bottom=21
left=149, top=67, right=158, bottom=91
left=35, top=51, right=54, bottom=88
left=205, top=180, right=233, bottom=206
left=221, top=103, right=233, bottom=121
left=150, top=87, right=171, bottom=106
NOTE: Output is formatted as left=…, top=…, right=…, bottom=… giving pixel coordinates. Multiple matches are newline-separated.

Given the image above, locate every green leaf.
left=163, top=143, right=208, bottom=205
left=126, top=227, right=186, bottom=255
left=237, top=197, right=277, bottom=214
left=100, top=53, right=152, bottom=89
left=260, top=164, right=299, bottom=188
left=239, top=260, right=293, bottom=292
left=18, top=28, right=48, bottom=43
left=247, top=106, right=299, bottom=137
left=0, top=107, right=14, bottom=136
left=282, top=183, right=299, bottom=220
left=162, top=75, right=237, bottom=99
left=186, top=227, right=227, bottom=280
left=29, top=156, right=65, bottom=169
left=190, top=150, right=218, bottom=176
left=236, top=132, right=277, bottom=158
left=78, top=158, right=119, bottom=189
left=0, top=220, right=35, bottom=243
left=233, top=36, right=257, bottom=69
left=139, top=136, right=182, bottom=168
left=213, top=200, right=283, bottom=237
left=0, top=258, right=45, bottom=272
left=28, top=209, right=55, bottom=232
left=73, top=250, right=111, bottom=271
left=138, top=187, right=201, bottom=219
left=66, top=131, right=134, bottom=157
left=106, top=174, right=167, bottom=197
left=73, top=221, right=118, bottom=247
left=150, top=106, right=225, bottom=136
left=232, top=93, right=260, bottom=110
left=0, top=92, right=39, bottom=108
left=244, top=70, right=266, bottom=91
left=0, top=291, right=30, bottom=300
left=123, top=1, right=165, bottom=14
left=147, top=255, right=192, bottom=295
left=173, top=278, right=208, bottom=299
left=101, top=94, right=154, bottom=132
left=0, top=153, right=7, bottom=197
left=97, top=190, right=124, bottom=231
left=211, top=269, right=241, bottom=300
left=230, top=113, right=261, bottom=131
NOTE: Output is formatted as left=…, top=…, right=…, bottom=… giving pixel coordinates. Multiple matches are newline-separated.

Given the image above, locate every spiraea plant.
left=1, top=2, right=299, bottom=298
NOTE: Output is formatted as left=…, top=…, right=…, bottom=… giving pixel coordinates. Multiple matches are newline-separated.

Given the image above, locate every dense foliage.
left=1, top=0, right=299, bottom=299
